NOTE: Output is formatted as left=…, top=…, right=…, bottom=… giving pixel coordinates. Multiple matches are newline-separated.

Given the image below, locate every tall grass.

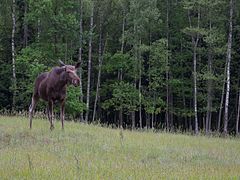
left=0, top=116, right=240, bottom=179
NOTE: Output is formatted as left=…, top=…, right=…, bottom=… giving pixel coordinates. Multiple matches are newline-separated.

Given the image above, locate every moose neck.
left=57, top=68, right=68, bottom=89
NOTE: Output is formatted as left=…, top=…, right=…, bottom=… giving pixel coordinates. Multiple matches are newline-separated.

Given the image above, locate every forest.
left=0, top=0, right=240, bottom=135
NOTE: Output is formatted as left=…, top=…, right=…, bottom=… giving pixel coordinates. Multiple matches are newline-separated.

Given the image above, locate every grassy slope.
left=0, top=116, right=240, bottom=179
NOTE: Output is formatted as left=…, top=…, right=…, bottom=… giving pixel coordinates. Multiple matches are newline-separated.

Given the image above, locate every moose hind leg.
left=48, top=101, right=54, bottom=130
left=29, top=97, right=38, bottom=129
left=46, top=106, right=51, bottom=122
left=60, top=100, right=65, bottom=130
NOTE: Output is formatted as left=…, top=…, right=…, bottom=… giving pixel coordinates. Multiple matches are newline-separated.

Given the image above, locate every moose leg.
left=48, top=100, right=54, bottom=130
left=29, top=96, right=38, bottom=129
left=60, top=100, right=65, bottom=130
left=46, top=106, right=51, bottom=122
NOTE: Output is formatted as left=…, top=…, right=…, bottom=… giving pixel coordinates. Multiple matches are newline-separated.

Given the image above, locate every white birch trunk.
left=165, top=0, right=170, bottom=131
left=78, top=0, right=84, bottom=122
left=85, top=2, right=94, bottom=122
left=11, top=0, right=17, bottom=111
left=138, top=39, right=142, bottom=129
left=236, top=90, right=240, bottom=135
left=217, top=61, right=227, bottom=132
left=223, top=0, right=233, bottom=135
left=92, top=17, right=103, bottom=122
left=188, top=7, right=200, bottom=134
left=119, top=8, right=125, bottom=128
left=206, top=20, right=213, bottom=134
left=193, top=44, right=198, bottom=134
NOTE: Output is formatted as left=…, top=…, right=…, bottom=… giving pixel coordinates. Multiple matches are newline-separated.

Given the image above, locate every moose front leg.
left=48, top=100, right=54, bottom=130
left=60, top=100, right=65, bottom=130
left=29, top=96, right=38, bottom=129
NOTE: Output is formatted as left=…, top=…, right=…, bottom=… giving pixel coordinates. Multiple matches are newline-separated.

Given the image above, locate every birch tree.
left=183, top=0, right=203, bottom=134
left=223, top=0, right=233, bottom=135
left=78, top=0, right=84, bottom=121
left=165, top=0, right=170, bottom=130
left=11, top=0, right=17, bottom=111
left=85, top=1, right=94, bottom=122
left=92, top=13, right=104, bottom=122
left=119, top=0, right=126, bottom=128
left=236, top=89, right=240, bottom=135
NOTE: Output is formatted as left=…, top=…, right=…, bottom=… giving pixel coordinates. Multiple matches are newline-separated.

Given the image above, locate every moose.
left=29, top=60, right=80, bottom=130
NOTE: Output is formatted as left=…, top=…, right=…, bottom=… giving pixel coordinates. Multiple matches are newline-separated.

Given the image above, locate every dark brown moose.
left=29, top=60, right=80, bottom=130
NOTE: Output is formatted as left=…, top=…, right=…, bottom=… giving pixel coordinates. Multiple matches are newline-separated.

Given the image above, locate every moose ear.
left=75, top=62, right=81, bottom=69
left=59, top=60, right=65, bottom=67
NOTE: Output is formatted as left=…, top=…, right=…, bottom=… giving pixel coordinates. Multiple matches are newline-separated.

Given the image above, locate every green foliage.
left=143, top=94, right=165, bottom=115
left=149, top=39, right=169, bottom=90
left=65, top=86, right=85, bottom=117
left=203, top=28, right=225, bottom=47
left=103, top=52, right=133, bottom=75
left=182, top=27, right=207, bottom=38
left=14, top=46, right=47, bottom=110
left=102, top=81, right=139, bottom=114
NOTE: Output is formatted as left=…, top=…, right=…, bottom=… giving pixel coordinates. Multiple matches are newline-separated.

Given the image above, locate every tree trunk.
left=217, top=62, right=227, bottom=132
left=131, top=78, right=136, bottom=130
left=189, top=117, right=192, bottom=131
left=85, top=2, right=94, bottom=122
left=165, top=0, right=170, bottom=131
left=223, top=0, right=233, bottom=135
left=93, top=16, right=104, bottom=122
left=138, top=75, right=142, bottom=129
left=11, top=0, right=17, bottom=111
left=202, top=115, right=205, bottom=131
left=78, top=0, right=84, bottom=122
left=188, top=7, right=200, bottom=135
left=119, top=110, right=123, bottom=128
left=131, top=21, right=137, bottom=130
left=236, top=90, right=240, bottom=135
left=138, top=39, right=142, bottom=129
left=146, top=114, right=150, bottom=129
left=64, top=40, right=68, bottom=62
left=180, top=40, right=188, bottom=131
left=206, top=21, right=213, bottom=134
left=169, top=73, right=174, bottom=130
left=193, top=44, right=198, bottom=134
left=23, top=0, right=28, bottom=47
left=119, top=7, right=125, bottom=128
left=151, top=113, right=154, bottom=129
left=37, top=19, right=40, bottom=41
left=131, top=111, right=135, bottom=129
left=70, top=40, right=73, bottom=61
left=181, top=79, right=187, bottom=131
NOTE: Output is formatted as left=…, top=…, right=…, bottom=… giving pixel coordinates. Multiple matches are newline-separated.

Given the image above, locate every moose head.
left=59, top=60, right=81, bottom=87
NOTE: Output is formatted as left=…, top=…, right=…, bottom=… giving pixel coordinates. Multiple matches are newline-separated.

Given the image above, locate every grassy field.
left=0, top=116, right=240, bottom=179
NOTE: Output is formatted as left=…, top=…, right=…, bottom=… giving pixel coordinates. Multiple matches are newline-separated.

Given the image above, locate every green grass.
left=0, top=116, right=240, bottom=179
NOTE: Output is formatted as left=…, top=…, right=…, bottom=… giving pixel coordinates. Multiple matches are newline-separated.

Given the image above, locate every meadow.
left=0, top=116, right=240, bottom=179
